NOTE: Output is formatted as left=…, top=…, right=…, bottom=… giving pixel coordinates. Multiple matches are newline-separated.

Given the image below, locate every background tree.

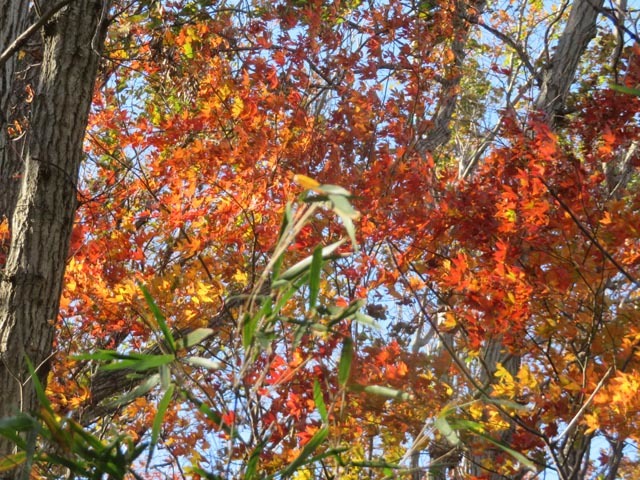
left=1, top=0, right=640, bottom=479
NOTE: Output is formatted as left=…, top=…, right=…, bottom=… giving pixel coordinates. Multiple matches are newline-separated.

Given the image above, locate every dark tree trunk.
left=0, top=0, right=111, bottom=467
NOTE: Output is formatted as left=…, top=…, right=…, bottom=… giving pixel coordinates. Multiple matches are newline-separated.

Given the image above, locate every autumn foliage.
left=1, top=0, right=640, bottom=478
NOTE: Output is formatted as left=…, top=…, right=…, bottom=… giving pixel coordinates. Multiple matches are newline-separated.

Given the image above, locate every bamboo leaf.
left=277, top=239, right=347, bottom=282
left=308, top=245, right=323, bottom=310
left=338, top=337, right=353, bottom=387
left=185, top=356, right=223, bottom=370
left=313, top=380, right=328, bottom=424
left=148, top=384, right=175, bottom=465
left=99, top=354, right=175, bottom=372
left=104, top=373, right=160, bottom=408
left=140, top=284, right=176, bottom=353
left=176, top=328, right=214, bottom=350
left=434, top=415, right=460, bottom=446
left=0, top=452, right=26, bottom=472
left=273, top=427, right=329, bottom=478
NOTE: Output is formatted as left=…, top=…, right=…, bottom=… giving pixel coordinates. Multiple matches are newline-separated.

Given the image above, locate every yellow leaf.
left=293, top=174, right=320, bottom=189
left=231, top=97, right=244, bottom=118
left=233, top=270, right=248, bottom=284
left=517, top=364, right=538, bottom=390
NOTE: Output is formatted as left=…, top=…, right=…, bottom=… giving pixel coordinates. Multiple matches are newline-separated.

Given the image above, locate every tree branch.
left=0, top=0, right=76, bottom=70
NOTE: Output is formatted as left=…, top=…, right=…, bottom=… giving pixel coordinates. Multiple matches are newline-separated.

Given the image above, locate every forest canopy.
left=1, top=0, right=640, bottom=479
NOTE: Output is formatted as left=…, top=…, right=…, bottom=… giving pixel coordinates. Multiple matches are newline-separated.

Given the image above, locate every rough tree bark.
left=0, top=0, right=111, bottom=465
left=465, top=1, right=605, bottom=479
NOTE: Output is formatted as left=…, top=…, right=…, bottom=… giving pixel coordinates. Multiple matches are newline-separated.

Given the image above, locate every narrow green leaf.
left=73, top=350, right=137, bottom=362
left=176, top=328, right=214, bottom=350
left=148, top=384, right=175, bottom=465
left=140, top=284, right=176, bottom=353
left=277, top=239, right=347, bottom=282
left=308, top=245, right=323, bottom=310
left=313, top=380, right=328, bottom=424
left=242, top=313, right=258, bottom=350
left=434, top=415, right=460, bottom=446
left=327, top=194, right=359, bottom=248
left=360, top=385, right=412, bottom=401
left=484, top=398, right=529, bottom=411
left=327, top=193, right=359, bottom=218
left=103, top=373, right=160, bottom=408
left=610, top=83, right=640, bottom=96
left=0, top=414, right=39, bottom=433
left=456, top=420, right=536, bottom=470
left=99, top=354, right=174, bottom=372
left=185, top=356, right=222, bottom=370
left=245, top=442, right=265, bottom=480
left=24, top=357, right=52, bottom=413
left=0, top=415, right=33, bottom=450
left=0, top=452, right=26, bottom=472
left=338, top=337, right=353, bottom=387
left=274, top=427, right=329, bottom=478
left=160, top=364, right=171, bottom=390
left=353, top=311, right=382, bottom=330
left=327, top=299, right=366, bottom=325
left=20, top=429, right=36, bottom=480
left=190, top=466, right=224, bottom=479
left=317, top=184, right=351, bottom=196
left=272, top=202, right=293, bottom=279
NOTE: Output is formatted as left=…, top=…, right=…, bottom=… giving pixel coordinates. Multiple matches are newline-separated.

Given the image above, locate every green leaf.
left=352, top=311, right=382, bottom=330
left=148, top=384, right=175, bottom=465
left=242, top=312, right=258, bottom=350
left=160, top=364, right=171, bottom=389
left=327, top=194, right=359, bottom=248
left=276, top=239, right=347, bottom=282
left=99, top=354, right=175, bottom=372
left=24, top=357, right=53, bottom=413
left=338, top=337, right=353, bottom=387
left=308, top=245, right=323, bottom=310
left=327, top=299, right=366, bottom=325
left=104, top=373, right=160, bottom=408
left=0, top=452, right=26, bottom=473
left=183, top=41, right=194, bottom=59
left=176, top=328, right=214, bottom=350
left=360, top=385, right=412, bottom=401
left=140, top=284, right=176, bottom=353
left=0, top=414, right=36, bottom=450
left=327, top=193, right=359, bottom=218
left=610, top=83, right=640, bottom=96
left=454, top=419, right=536, bottom=470
left=73, top=350, right=136, bottom=362
left=434, top=415, right=460, bottom=446
left=313, top=380, right=328, bottom=424
left=245, top=442, right=265, bottom=480
left=317, top=184, right=351, bottom=196
left=185, top=356, right=222, bottom=370
left=349, top=383, right=412, bottom=401
left=272, top=202, right=293, bottom=279
left=273, top=427, right=329, bottom=478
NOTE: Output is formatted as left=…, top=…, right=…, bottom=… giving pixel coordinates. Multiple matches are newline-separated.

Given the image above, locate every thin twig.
left=539, top=176, right=639, bottom=286
left=555, top=366, right=613, bottom=441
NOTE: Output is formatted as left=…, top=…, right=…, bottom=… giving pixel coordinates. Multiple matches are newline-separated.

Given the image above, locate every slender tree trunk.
left=464, top=1, right=604, bottom=478
left=536, top=0, right=604, bottom=123
left=0, top=0, right=110, bottom=464
left=0, top=0, right=30, bottom=219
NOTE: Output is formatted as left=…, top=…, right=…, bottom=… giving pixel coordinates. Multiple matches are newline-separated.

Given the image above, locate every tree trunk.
left=464, top=1, right=605, bottom=478
left=0, top=0, right=110, bottom=464
left=0, top=0, right=30, bottom=219
left=536, top=0, right=604, bottom=123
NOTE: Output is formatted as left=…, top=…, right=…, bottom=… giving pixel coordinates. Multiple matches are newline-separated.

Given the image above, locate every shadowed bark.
left=0, top=0, right=111, bottom=467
